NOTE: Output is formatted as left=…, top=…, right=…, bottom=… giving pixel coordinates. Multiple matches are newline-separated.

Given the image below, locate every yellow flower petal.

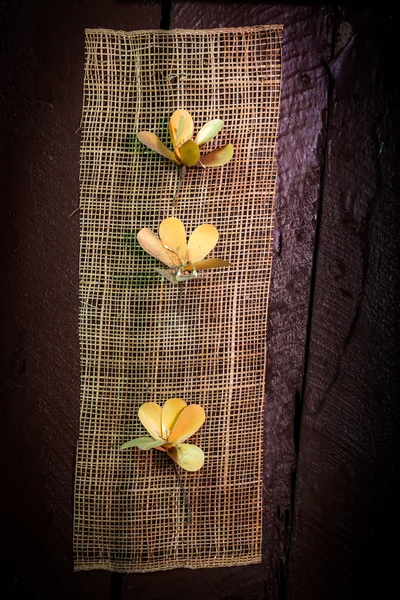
left=184, top=257, right=231, bottom=272
left=137, top=228, right=176, bottom=267
left=175, top=114, right=185, bottom=144
left=169, top=404, right=206, bottom=444
left=162, top=398, right=187, bottom=439
left=138, top=402, right=163, bottom=440
left=168, top=444, right=205, bottom=472
left=137, top=131, right=179, bottom=163
left=200, top=143, right=234, bottom=167
left=178, top=140, right=201, bottom=167
left=194, top=119, right=223, bottom=148
left=169, top=109, right=194, bottom=148
left=159, top=217, right=187, bottom=264
left=187, top=224, right=219, bottom=264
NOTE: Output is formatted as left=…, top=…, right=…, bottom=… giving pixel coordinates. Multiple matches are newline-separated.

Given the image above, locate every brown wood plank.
left=287, top=5, right=400, bottom=599
left=0, top=1, right=161, bottom=599
left=123, top=4, right=330, bottom=599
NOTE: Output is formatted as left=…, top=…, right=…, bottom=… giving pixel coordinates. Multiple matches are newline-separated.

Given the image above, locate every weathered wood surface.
left=2, top=2, right=399, bottom=600
left=0, top=1, right=161, bottom=599
left=287, top=5, right=400, bottom=599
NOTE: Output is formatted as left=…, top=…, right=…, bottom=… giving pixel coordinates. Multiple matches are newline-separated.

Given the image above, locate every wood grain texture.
left=287, top=6, right=400, bottom=599
left=124, top=565, right=266, bottom=600
left=0, top=1, right=161, bottom=599
left=7, top=3, right=396, bottom=599
left=122, top=4, right=329, bottom=599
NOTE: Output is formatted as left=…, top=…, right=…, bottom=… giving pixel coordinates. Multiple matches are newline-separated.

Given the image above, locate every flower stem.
left=172, top=461, right=192, bottom=524
left=178, top=281, right=184, bottom=314
left=172, top=165, right=186, bottom=207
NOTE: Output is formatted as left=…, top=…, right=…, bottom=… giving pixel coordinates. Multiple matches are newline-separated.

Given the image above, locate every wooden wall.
left=1, top=2, right=399, bottom=599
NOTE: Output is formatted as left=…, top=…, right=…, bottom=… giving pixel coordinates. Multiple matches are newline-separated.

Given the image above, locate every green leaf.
left=121, top=134, right=138, bottom=151
left=120, top=437, right=163, bottom=450
left=194, top=119, right=223, bottom=148
left=121, top=134, right=149, bottom=153
left=111, top=273, right=155, bottom=289
left=158, top=117, right=170, bottom=145
left=124, top=231, right=154, bottom=260
left=124, top=230, right=137, bottom=253
left=169, top=444, right=205, bottom=471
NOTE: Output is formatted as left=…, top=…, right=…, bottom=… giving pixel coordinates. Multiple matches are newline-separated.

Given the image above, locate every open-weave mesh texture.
left=74, top=25, right=283, bottom=572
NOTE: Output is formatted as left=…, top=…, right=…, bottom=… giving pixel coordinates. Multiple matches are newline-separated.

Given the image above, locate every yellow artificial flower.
left=136, top=216, right=231, bottom=283
left=137, top=109, right=234, bottom=168
left=121, top=399, right=206, bottom=472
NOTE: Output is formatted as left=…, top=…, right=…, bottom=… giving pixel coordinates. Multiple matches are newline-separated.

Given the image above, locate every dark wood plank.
left=124, top=566, right=266, bottom=600
left=0, top=1, right=161, bottom=599
left=287, top=5, right=400, bottom=599
left=123, top=4, right=330, bottom=599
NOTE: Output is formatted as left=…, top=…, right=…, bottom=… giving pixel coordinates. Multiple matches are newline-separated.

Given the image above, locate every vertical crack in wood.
left=160, top=0, right=173, bottom=30
left=281, top=6, right=341, bottom=600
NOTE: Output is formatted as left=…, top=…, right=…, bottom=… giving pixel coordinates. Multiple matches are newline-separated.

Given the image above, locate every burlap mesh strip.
left=74, top=25, right=283, bottom=572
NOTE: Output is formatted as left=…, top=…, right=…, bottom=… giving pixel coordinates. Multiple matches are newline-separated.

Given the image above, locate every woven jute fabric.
left=74, top=25, right=283, bottom=572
